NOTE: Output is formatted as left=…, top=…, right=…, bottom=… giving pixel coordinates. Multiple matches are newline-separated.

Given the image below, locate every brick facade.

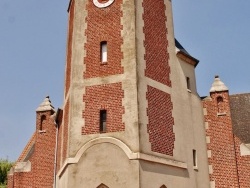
left=143, top=0, right=171, bottom=87
left=8, top=107, right=56, bottom=188
left=234, top=137, right=250, bottom=188
left=146, top=86, right=174, bottom=156
left=203, top=91, right=239, bottom=187
left=142, top=0, right=174, bottom=155
left=83, top=0, right=124, bottom=79
left=82, top=83, right=125, bottom=135
left=230, top=94, right=250, bottom=188
left=65, top=0, right=75, bottom=97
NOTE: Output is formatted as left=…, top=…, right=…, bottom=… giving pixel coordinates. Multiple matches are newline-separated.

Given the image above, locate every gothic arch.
left=97, top=183, right=109, bottom=188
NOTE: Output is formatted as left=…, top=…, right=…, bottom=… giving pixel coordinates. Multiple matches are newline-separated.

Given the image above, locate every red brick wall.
left=7, top=174, right=13, bottom=188
left=32, top=111, right=56, bottom=187
left=203, top=92, right=239, bottom=187
left=83, top=0, right=124, bottom=79
left=8, top=110, right=57, bottom=188
left=82, top=83, right=124, bottom=134
left=65, top=0, right=75, bottom=97
left=234, top=135, right=250, bottom=187
left=146, top=86, right=174, bottom=155
left=143, top=0, right=171, bottom=87
left=13, top=172, right=33, bottom=188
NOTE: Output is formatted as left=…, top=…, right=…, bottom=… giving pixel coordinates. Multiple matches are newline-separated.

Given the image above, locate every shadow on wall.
left=140, top=160, right=189, bottom=178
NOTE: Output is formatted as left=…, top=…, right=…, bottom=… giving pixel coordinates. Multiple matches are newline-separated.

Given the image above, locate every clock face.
left=93, top=0, right=115, bottom=8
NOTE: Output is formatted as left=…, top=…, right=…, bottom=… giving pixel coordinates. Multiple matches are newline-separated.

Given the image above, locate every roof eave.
left=67, top=0, right=73, bottom=12
left=176, top=51, right=199, bottom=67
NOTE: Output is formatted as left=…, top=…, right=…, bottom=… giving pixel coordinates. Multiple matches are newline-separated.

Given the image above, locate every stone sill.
left=217, top=112, right=227, bottom=116
left=38, top=130, right=46, bottom=133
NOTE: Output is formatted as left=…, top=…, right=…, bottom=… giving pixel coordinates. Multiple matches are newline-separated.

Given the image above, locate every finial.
left=210, top=75, right=228, bottom=93
left=36, top=96, right=55, bottom=112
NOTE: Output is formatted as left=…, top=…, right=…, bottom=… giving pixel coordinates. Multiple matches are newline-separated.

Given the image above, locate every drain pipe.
left=53, top=108, right=61, bottom=188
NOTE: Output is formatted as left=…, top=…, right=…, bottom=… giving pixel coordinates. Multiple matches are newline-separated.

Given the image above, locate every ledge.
left=131, top=152, right=187, bottom=169
left=217, top=112, right=227, bottom=116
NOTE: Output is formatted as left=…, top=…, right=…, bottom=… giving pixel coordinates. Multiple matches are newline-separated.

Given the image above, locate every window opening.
left=217, top=96, right=224, bottom=113
left=100, top=110, right=107, bottom=133
left=40, top=115, right=46, bottom=131
left=101, top=41, right=107, bottom=63
left=186, top=77, right=190, bottom=90
left=193, top=149, right=197, bottom=167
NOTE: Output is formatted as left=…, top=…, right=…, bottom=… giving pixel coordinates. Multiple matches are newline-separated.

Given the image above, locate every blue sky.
left=0, top=1, right=249, bottom=161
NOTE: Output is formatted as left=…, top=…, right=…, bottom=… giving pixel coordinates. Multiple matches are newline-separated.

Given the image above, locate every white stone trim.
left=145, top=77, right=171, bottom=94
left=240, top=143, right=250, bottom=156
left=205, top=122, right=209, bottom=130
left=206, top=136, right=211, bottom=144
left=203, top=108, right=207, bottom=115
left=14, top=161, right=31, bottom=172
left=207, top=150, right=211, bottom=158
left=93, top=0, right=115, bottom=8
left=210, top=181, right=215, bottom=188
left=57, top=137, right=187, bottom=177
left=208, top=165, right=213, bottom=174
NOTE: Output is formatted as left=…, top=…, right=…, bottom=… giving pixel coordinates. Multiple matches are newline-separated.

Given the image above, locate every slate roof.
left=230, top=93, right=250, bottom=144
left=175, top=38, right=199, bottom=67
left=175, top=38, right=190, bottom=55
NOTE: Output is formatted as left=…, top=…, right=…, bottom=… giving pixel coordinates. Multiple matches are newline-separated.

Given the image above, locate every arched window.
left=97, top=183, right=109, bottom=188
left=39, top=115, right=46, bottom=131
left=217, top=96, right=224, bottom=113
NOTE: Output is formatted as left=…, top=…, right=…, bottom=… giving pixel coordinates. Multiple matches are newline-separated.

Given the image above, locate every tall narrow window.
left=186, top=77, right=191, bottom=90
left=193, top=149, right=197, bottom=167
left=217, top=96, right=224, bottom=113
left=100, top=110, right=107, bottom=133
left=101, top=41, right=107, bottom=63
left=40, top=115, right=46, bottom=131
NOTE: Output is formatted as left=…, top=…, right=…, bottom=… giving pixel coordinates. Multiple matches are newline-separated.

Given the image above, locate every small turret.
left=210, top=75, right=228, bottom=93
left=36, top=96, right=55, bottom=112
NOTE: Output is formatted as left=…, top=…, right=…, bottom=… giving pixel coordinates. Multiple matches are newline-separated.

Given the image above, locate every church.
left=7, top=0, right=250, bottom=187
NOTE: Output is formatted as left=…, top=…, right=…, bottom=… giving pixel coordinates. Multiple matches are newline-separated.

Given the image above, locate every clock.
left=93, top=0, right=115, bottom=8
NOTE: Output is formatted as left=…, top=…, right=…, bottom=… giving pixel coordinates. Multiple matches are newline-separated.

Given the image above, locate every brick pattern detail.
left=83, top=0, right=124, bottom=78
left=65, top=0, right=75, bottom=97
left=143, top=0, right=171, bottom=87
left=82, top=83, right=124, bottom=134
left=234, top=137, right=250, bottom=188
left=32, top=111, right=56, bottom=187
left=203, top=92, right=239, bottom=187
left=146, top=86, right=174, bottom=155
left=230, top=94, right=250, bottom=188
left=62, top=100, right=69, bottom=163
left=8, top=110, right=56, bottom=188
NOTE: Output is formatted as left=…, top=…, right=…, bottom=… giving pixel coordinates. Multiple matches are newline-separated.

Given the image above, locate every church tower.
left=56, top=0, right=210, bottom=187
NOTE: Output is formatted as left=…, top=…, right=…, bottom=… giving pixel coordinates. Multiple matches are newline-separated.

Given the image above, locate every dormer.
left=175, top=39, right=199, bottom=93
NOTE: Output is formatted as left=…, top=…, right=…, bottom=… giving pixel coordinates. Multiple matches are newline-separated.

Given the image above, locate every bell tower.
left=56, top=0, right=210, bottom=187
